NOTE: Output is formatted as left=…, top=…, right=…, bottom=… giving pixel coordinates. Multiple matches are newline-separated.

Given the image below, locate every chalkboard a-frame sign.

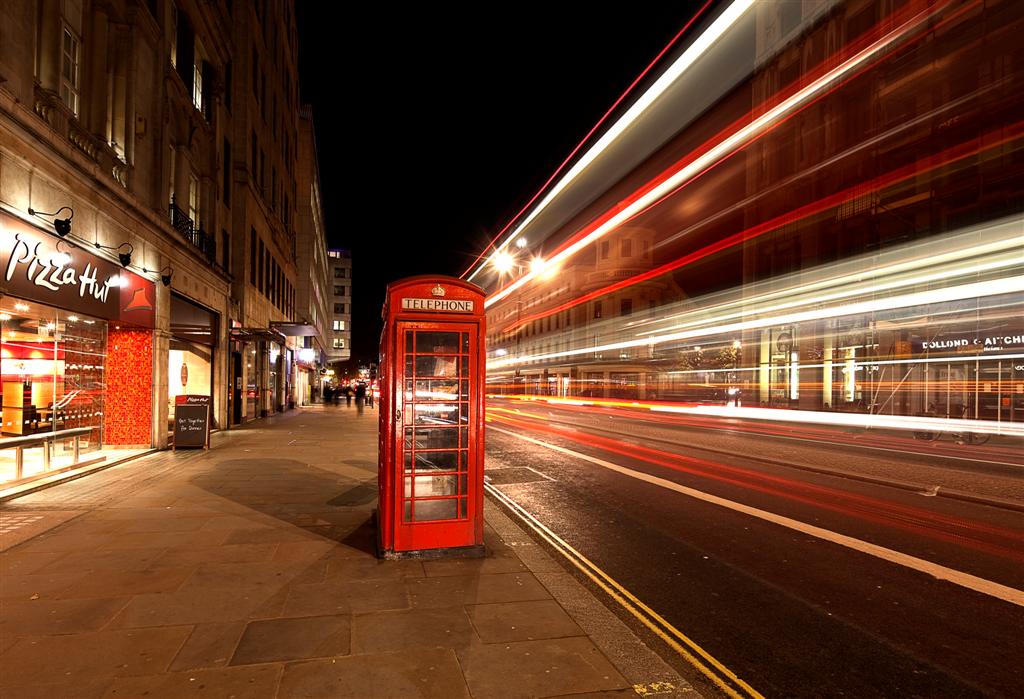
left=174, top=395, right=211, bottom=450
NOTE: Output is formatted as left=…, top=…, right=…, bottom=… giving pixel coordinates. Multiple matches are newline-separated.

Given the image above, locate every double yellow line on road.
left=485, top=480, right=763, bottom=699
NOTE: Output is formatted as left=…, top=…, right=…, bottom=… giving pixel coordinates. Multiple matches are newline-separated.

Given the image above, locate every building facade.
left=0, top=0, right=329, bottom=489
left=294, top=104, right=330, bottom=403
left=225, top=0, right=302, bottom=423
left=327, top=248, right=351, bottom=365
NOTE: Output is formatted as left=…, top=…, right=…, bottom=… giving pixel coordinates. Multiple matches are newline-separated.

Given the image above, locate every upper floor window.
left=188, top=174, right=200, bottom=226
left=334, top=267, right=346, bottom=278
left=192, top=58, right=203, bottom=111
left=333, top=338, right=346, bottom=349
left=60, top=25, right=81, bottom=117
left=333, top=320, right=346, bottom=331
left=334, top=285, right=346, bottom=297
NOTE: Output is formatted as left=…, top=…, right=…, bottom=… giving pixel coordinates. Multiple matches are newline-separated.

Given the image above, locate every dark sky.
left=296, top=5, right=709, bottom=363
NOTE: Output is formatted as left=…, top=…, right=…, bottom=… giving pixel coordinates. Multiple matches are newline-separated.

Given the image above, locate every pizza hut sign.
left=1, top=211, right=155, bottom=327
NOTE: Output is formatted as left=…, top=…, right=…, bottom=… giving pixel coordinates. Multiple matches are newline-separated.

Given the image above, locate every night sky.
left=296, top=5, right=709, bottom=363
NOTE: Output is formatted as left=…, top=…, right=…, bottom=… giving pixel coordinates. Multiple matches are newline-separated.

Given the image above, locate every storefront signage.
left=173, top=394, right=210, bottom=449
left=401, top=297, right=474, bottom=312
left=0, top=212, right=155, bottom=327
left=919, top=335, right=1024, bottom=352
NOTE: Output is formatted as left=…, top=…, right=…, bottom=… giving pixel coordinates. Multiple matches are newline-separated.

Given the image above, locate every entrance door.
left=394, top=322, right=477, bottom=550
left=231, top=352, right=243, bottom=425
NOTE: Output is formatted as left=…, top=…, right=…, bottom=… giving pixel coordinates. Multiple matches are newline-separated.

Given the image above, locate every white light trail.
left=483, top=0, right=950, bottom=308
left=487, top=276, right=1024, bottom=369
left=468, top=0, right=757, bottom=284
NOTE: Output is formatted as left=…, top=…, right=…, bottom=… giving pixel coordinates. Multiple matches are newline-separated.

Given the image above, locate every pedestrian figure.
left=355, top=382, right=367, bottom=415
left=345, top=386, right=352, bottom=406
left=323, top=385, right=333, bottom=403
left=367, top=386, right=374, bottom=408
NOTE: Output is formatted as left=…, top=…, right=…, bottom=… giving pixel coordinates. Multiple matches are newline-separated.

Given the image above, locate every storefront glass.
left=0, top=297, right=106, bottom=481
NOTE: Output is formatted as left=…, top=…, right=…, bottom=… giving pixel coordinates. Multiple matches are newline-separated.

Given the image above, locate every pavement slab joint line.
left=492, top=426, right=1024, bottom=610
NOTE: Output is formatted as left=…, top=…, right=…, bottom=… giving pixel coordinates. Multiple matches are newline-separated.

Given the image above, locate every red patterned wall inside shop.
left=104, top=328, right=153, bottom=445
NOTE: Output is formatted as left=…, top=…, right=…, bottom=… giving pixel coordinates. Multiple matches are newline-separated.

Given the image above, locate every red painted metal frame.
left=378, top=276, right=486, bottom=555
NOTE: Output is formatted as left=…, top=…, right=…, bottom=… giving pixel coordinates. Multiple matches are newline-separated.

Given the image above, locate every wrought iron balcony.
left=169, top=197, right=217, bottom=265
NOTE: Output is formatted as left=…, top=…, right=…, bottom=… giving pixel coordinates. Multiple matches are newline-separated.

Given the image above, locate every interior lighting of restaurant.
left=27, top=206, right=74, bottom=237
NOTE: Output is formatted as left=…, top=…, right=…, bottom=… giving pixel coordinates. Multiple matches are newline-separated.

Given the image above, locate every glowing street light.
left=493, top=251, right=516, bottom=275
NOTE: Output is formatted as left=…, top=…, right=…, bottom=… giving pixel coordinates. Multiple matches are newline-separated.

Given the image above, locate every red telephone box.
left=378, top=276, right=486, bottom=558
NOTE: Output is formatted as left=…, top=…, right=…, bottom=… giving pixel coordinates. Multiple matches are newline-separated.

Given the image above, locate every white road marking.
left=491, top=426, right=1024, bottom=607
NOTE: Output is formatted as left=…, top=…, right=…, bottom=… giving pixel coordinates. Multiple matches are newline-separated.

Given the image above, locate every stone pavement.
left=0, top=403, right=696, bottom=698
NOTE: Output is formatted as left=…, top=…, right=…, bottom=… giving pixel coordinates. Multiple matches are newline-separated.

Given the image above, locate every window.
left=188, top=174, right=200, bottom=226
left=334, top=267, right=346, bottom=278
left=250, top=229, right=257, bottom=283
left=334, top=303, right=345, bottom=314
left=333, top=338, right=346, bottom=349
left=621, top=239, right=632, bottom=257
left=600, top=241, right=609, bottom=259
left=594, top=301, right=602, bottom=319
left=168, top=145, right=177, bottom=205
left=642, top=240, right=650, bottom=259
left=257, top=238, right=264, bottom=293
left=620, top=299, right=632, bottom=317
left=334, top=285, right=346, bottom=296
left=192, top=51, right=203, bottom=110
left=333, top=320, right=346, bottom=331
left=222, top=139, right=231, bottom=207
left=221, top=229, right=230, bottom=270
left=60, top=24, right=81, bottom=117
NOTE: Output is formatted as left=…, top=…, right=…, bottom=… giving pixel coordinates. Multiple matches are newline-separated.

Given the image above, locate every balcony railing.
left=169, top=197, right=217, bottom=265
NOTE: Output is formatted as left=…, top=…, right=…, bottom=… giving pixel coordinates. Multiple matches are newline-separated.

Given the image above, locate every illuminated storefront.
left=167, top=293, right=218, bottom=433
left=0, top=212, right=156, bottom=485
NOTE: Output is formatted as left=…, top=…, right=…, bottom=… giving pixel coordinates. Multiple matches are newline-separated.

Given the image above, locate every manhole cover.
left=485, top=467, right=552, bottom=485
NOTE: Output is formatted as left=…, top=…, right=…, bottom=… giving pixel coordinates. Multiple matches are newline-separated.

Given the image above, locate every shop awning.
left=229, top=327, right=286, bottom=342
left=270, top=321, right=320, bottom=337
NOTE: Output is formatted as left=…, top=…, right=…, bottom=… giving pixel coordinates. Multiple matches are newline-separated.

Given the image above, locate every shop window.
left=0, top=301, right=108, bottom=483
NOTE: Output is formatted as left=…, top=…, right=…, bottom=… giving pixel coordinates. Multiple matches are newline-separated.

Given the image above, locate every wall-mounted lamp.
left=95, top=241, right=134, bottom=267
left=142, top=264, right=173, bottom=287
left=28, top=206, right=74, bottom=237
left=117, top=243, right=133, bottom=268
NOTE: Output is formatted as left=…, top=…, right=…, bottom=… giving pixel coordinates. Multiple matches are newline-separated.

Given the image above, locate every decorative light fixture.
left=117, top=242, right=133, bottom=267
left=93, top=240, right=134, bottom=267
left=28, top=206, right=74, bottom=237
left=142, top=264, right=173, bottom=287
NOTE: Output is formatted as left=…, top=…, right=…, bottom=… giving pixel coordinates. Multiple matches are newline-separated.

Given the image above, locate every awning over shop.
left=229, top=327, right=286, bottom=342
left=270, top=322, right=319, bottom=337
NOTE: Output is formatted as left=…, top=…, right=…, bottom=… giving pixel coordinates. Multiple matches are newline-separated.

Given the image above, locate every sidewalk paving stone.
left=230, top=614, right=351, bottom=665
left=1, top=595, right=130, bottom=635
left=0, top=626, right=192, bottom=684
left=167, top=621, right=247, bottom=671
left=350, top=606, right=478, bottom=654
left=467, top=599, right=586, bottom=643
left=99, top=664, right=283, bottom=698
left=457, top=636, right=631, bottom=698
left=277, top=648, right=470, bottom=699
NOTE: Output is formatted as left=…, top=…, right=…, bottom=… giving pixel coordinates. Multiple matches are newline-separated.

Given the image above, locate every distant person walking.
left=355, top=382, right=367, bottom=415
left=345, top=386, right=352, bottom=406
